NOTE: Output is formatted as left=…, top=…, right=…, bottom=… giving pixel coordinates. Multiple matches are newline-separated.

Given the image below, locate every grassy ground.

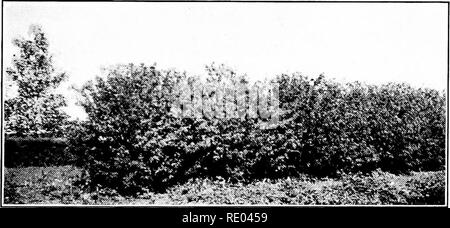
left=4, top=166, right=445, bottom=205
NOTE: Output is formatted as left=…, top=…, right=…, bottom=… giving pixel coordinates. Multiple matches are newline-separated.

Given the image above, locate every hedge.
left=67, top=63, right=446, bottom=195
left=4, top=137, right=74, bottom=168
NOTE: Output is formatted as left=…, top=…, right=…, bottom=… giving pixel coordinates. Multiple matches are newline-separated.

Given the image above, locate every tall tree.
left=5, top=24, right=68, bottom=137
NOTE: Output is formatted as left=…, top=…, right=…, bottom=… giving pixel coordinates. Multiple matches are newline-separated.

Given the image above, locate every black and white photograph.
left=1, top=0, right=448, bottom=211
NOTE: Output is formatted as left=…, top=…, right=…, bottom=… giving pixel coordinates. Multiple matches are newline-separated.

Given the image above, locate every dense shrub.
left=68, top=63, right=186, bottom=193
left=270, top=75, right=445, bottom=176
left=5, top=137, right=74, bottom=168
left=68, top=63, right=446, bottom=195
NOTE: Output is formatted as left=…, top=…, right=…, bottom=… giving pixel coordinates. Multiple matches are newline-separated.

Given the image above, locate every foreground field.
left=4, top=166, right=445, bottom=205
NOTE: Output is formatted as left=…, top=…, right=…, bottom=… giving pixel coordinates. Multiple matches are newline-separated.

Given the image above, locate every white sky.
left=2, top=2, right=448, bottom=119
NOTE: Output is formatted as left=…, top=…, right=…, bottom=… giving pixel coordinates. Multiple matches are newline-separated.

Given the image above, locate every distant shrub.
left=4, top=137, right=73, bottom=168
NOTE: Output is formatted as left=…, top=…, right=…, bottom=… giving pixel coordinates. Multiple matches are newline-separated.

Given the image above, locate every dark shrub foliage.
left=69, top=63, right=187, bottom=194
left=5, top=137, right=73, bottom=167
left=68, top=63, right=445, bottom=195
left=272, top=75, right=445, bottom=176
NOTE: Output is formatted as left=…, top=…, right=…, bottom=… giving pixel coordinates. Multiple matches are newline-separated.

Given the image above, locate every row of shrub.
left=66, top=63, right=445, bottom=195
left=4, top=137, right=74, bottom=168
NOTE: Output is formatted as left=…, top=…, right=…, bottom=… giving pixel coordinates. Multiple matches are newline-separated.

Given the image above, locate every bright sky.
left=2, top=2, right=448, bottom=119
